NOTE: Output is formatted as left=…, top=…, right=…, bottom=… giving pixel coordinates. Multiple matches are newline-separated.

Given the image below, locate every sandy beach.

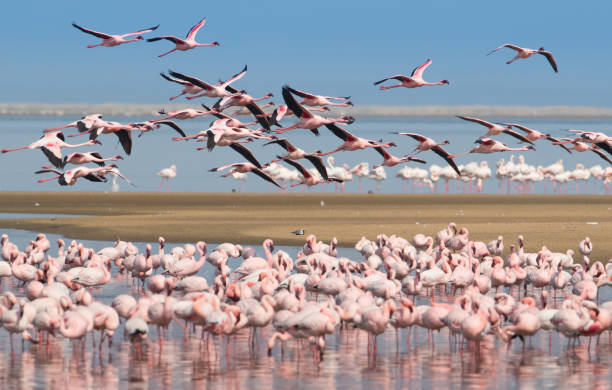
left=0, top=191, right=609, bottom=257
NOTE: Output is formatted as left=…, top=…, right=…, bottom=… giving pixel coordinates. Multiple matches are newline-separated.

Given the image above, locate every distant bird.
left=487, top=44, right=558, bottom=73
left=291, top=229, right=305, bottom=235
left=451, top=138, right=535, bottom=156
left=167, top=65, right=247, bottom=100
left=147, top=17, right=219, bottom=57
left=209, top=163, right=281, bottom=188
left=285, top=86, right=353, bottom=107
left=457, top=116, right=535, bottom=145
left=374, top=59, right=449, bottom=90
left=552, top=139, right=612, bottom=165
left=159, top=72, right=204, bottom=100
left=393, top=132, right=461, bottom=176
left=157, top=165, right=177, bottom=191
left=72, top=22, right=159, bottom=48
left=503, top=123, right=572, bottom=153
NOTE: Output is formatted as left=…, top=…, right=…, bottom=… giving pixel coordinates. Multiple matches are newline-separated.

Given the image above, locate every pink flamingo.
left=552, top=139, right=612, bottom=165
left=72, top=22, right=159, bottom=48
left=285, top=86, right=353, bottom=107
left=41, top=151, right=122, bottom=170
left=156, top=107, right=216, bottom=121
left=167, top=65, right=247, bottom=100
left=209, top=163, right=281, bottom=188
left=395, top=132, right=461, bottom=176
left=36, top=165, right=120, bottom=186
left=279, top=159, right=342, bottom=188
left=273, top=86, right=353, bottom=135
left=318, top=123, right=395, bottom=156
left=457, top=116, right=535, bottom=145
left=147, top=17, right=219, bottom=57
left=451, top=138, right=535, bottom=157
left=374, top=59, right=449, bottom=90
left=503, top=123, right=572, bottom=152
left=43, top=114, right=103, bottom=133
left=159, top=72, right=203, bottom=100
left=372, top=146, right=426, bottom=169
left=487, top=44, right=558, bottom=72
left=167, top=242, right=207, bottom=278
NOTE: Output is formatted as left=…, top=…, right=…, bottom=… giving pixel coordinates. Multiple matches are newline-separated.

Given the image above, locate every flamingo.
left=487, top=44, right=558, bottom=72
left=280, top=159, right=342, bottom=188
left=318, top=123, right=395, bottom=156
left=457, top=116, right=535, bottom=145
left=43, top=114, right=103, bottom=133
left=371, top=146, right=426, bottom=169
left=147, top=17, right=219, bottom=57
left=451, top=138, right=535, bottom=156
left=209, top=163, right=281, bottom=188
left=159, top=72, right=203, bottom=100
left=285, top=86, right=353, bottom=107
left=72, top=22, right=159, bottom=48
left=273, top=86, right=354, bottom=135
left=502, top=123, right=572, bottom=153
left=1, top=131, right=100, bottom=161
left=374, top=59, right=449, bottom=90
left=552, top=139, right=612, bottom=165
left=393, top=132, right=461, bottom=175
left=36, top=165, right=121, bottom=186
left=167, top=65, right=247, bottom=101
left=40, top=151, right=122, bottom=170
left=156, top=107, right=216, bottom=121
left=157, top=165, right=176, bottom=191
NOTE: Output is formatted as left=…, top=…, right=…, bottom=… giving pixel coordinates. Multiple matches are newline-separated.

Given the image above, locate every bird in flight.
left=487, top=44, right=558, bottom=73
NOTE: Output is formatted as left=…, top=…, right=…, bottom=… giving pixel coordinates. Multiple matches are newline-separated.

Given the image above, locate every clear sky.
left=1, top=0, right=610, bottom=107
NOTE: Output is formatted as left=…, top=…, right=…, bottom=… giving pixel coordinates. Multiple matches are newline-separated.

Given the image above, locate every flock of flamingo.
left=0, top=17, right=610, bottom=192
left=1, top=225, right=611, bottom=360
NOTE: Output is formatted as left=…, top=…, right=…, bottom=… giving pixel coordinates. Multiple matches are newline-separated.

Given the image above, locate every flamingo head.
left=322, top=106, right=331, bottom=111
left=211, top=41, right=220, bottom=46
left=92, top=140, right=103, bottom=145
left=345, top=101, right=354, bottom=107
left=525, top=145, right=536, bottom=151
left=538, top=47, right=545, bottom=51
left=135, top=36, right=144, bottom=40
left=441, top=80, right=450, bottom=85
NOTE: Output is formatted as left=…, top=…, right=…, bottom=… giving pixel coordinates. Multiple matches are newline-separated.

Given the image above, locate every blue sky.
left=1, top=0, right=610, bottom=106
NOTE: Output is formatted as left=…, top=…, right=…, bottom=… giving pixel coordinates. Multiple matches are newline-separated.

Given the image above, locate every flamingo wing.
left=264, top=138, right=294, bottom=152
left=286, top=86, right=316, bottom=100
left=545, top=135, right=572, bottom=153
left=202, top=104, right=230, bottom=120
left=252, top=168, right=282, bottom=189
left=487, top=44, right=522, bottom=55
left=168, top=70, right=213, bottom=90
left=324, top=123, right=352, bottom=142
left=88, top=152, right=106, bottom=166
left=282, top=86, right=304, bottom=118
left=209, top=163, right=243, bottom=172
left=373, top=75, right=411, bottom=85
left=394, top=132, right=428, bottom=142
left=109, top=168, right=136, bottom=187
left=538, top=51, right=558, bottom=73
left=410, top=59, right=432, bottom=78
left=373, top=146, right=391, bottom=159
left=245, top=102, right=272, bottom=131
left=155, top=121, right=187, bottom=137
left=160, top=72, right=189, bottom=86
left=281, top=158, right=310, bottom=178
left=114, top=130, right=132, bottom=155
left=591, top=148, right=612, bottom=165
left=121, top=24, right=160, bottom=37
left=457, top=115, right=494, bottom=128
left=186, top=17, right=206, bottom=40
left=83, top=173, right=107, bottom=183
left=501, top=129, right=535, bottom=145
left=407, top=157, right=427, bottom=164
left=222, top=65, right=247, bottom=87
left=229, top=143, right=262, bottom=169
left=432, top=146, right=461, bottom=176
left=596, top=141, right=612, bottom=156
left=147, top=36, right=185, bottom=45
left=72, top=23, right=112, bottom=39
left=304, top=155, right=329, bottom=181
left=40, top=146, right=65, bottom=169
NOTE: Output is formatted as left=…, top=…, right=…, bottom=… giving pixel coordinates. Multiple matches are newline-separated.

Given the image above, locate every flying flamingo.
left=72, top=22, right=159, bottom=48
left=166, top=66, right=247, bottom=102
left=40, top=151, right=123, bottom=170
left=318, top=123, right=395, bottom=156
left=156, top=107, right=216, bottom=121
left=280, top=159, right=342, bottom=188
left=457, top=116, right=535, bottom=145
left=502, top=123, right=572, bottom=153
left=567, top=130, right=612, bottom=156
left=374, top=59, right=449, bottom=90
left=147, top=17, right=219, bottom=57
left=487, top=44, right=558, bottom=72
left=36, top=165, right=121, bottom=186
left=552, top=139, right=612, bottom=165
left=393, top=132, right=461, bottom=176
left=157, top=165, right=177, bottom=191
left=209, top=163, right=281, bottom=188
left=273, top=86, right=354, bottom=135
left=43, top=114, right=103, bottom=133
left=450, top=138, right=535, bottom=157
left=371, top=146, right=426, bottom=169
left=160, top=72, right=203, bottom=100
left=128, top=120, right=186, bottom=138
left=285, top=86, right=353, bottom=107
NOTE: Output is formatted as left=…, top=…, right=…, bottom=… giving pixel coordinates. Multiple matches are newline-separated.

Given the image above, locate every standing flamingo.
left=157, top=165, right=177, bottom=191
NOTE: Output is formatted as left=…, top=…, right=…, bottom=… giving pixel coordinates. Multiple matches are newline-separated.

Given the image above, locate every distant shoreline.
left=2, top=103, right=612, bottom=118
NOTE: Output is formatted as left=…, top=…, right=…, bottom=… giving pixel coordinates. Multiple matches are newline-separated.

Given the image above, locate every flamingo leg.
left=158, top=48, right=178, bottom=57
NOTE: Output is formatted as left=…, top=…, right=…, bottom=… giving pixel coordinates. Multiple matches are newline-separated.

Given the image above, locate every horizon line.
left=2, top=103, right=612, bottom=118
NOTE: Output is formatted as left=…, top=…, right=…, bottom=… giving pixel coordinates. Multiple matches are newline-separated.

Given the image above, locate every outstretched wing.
left=373, top=75, right=411, bottom=85
left=83, top=173, right=107, bottom=183
left=286, top=86, right=316, bottom=100
left=324, top=123, right=354, bottom=142
left=545, top=135, right=572, bottom=154
left=114, top=130, right=132, bottom=155
left=146, top=36, right=185, bottom=44
left=282, top=86, right=305, bottom=118
left=487, top=44, right=522, bottom=55
left=222, top=65, right=247, bottom=87
left=160, top=72, right=188, bottom=86
left=186, top=17, right=206, bottom=40
left=410, top=59, right=432, bottom=78
left=596, top=141, right=612, bottom=156
left=373, top=146, right=391, bottom=159
left=501, top=129, right=535, bottom=145
left=41, top=146, right=65, bottom=169
left=72, top=23, right=111, bottom=39
left=432, top=146, right=461, bottom=176
left=156, top=121, right=187, bottom=137
left=229, top=143, right=262, bottom=168
left=168, top=70, right=213, bottom=90
left=591, top=148, right=612, bottom=165
left=252, top=168, right=282, bottom=188
left=264, top=138, right=294, bottom=152
left=304, top=155, right=329, bottom=181
left=121, top=24, right=160, bottom=37
left=281, top=158, right=309, bottom=178
left=538, top=51, right=558, bottom=73
left=457, top=115, right=494, bottom=128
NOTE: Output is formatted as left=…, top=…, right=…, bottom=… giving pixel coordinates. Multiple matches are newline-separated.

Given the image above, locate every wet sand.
left=0, top=192, right=609, bottom=258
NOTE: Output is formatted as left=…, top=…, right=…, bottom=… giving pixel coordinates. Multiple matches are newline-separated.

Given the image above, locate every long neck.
left=64, top=141, right=94, bottom=149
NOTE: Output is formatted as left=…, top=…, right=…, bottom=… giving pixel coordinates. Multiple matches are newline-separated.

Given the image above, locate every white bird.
left=157, top=165, right=177, bottom=191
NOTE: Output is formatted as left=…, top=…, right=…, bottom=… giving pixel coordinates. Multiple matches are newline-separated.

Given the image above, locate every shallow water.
left=1, top=116, right=611, bottom=194
left=2, top=228, right=612, bottom=389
